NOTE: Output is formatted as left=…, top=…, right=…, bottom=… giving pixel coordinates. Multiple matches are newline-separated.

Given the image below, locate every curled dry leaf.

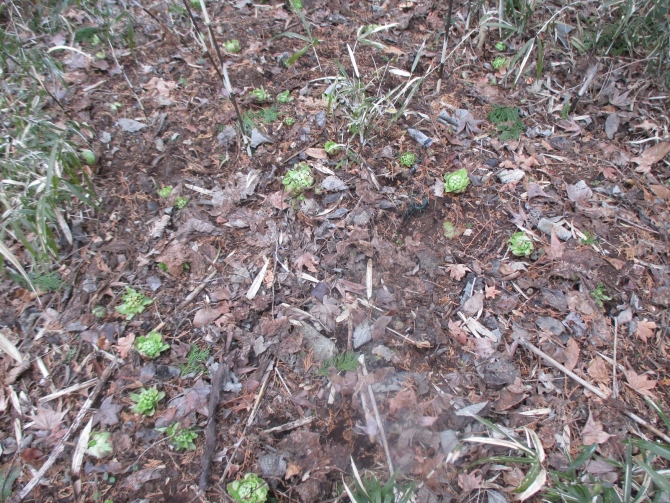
left=581, top=413, right=612, bottom=445
left=587, top=357, right=610, bottom=383
left=564, top=338, right=580, bottom=372
left=448, top=319, right=468, bottom=345
left=114, top=333, right=135, bottom=359
left=293, top=252, right=319, bottom=273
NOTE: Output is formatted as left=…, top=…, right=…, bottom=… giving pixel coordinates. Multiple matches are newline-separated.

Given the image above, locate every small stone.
left=117, top=118, right=146, bottom=133
left=259, top=454, right=287, bottom=477
left=353, top=321, right=372, bottom=348
left=299, top=323, right=336, bottom=363
left=146, top=276, right=163, bottom=291
left=217, top=126, right=237, bottom=148
left=372, top=345, right=396, bottom=362
left=314, top=111, right=326, bottom=127
left=536, top=316, right=564, bottom=335
left=99, top=131, right=112, bottom=144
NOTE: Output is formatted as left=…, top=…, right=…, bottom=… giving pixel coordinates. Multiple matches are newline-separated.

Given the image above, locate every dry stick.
left=177, top=269, right=218, bottom=311
left=612, top=317, right=619, bottom=400
left=11, top=360, right=116, bottom=503
left=347, top=315, right=353, bottom=352
left=359, top=356, right=394, bottom=477
left=435, top=0, right=455, bottom=94
left=569, top=63, right=599, bottom=114
left=180, top=0, right=224, bottom=82
left=519, top=339, right=670, bottom=444
left=199, top=361, right=229, bottom=491
left=108, top=40, right=144, bottom=113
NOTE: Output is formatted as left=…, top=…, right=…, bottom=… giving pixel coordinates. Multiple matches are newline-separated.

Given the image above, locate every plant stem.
left=180, top=0, right=224, bottom=81
left=436, top=0, right=455, bottom=94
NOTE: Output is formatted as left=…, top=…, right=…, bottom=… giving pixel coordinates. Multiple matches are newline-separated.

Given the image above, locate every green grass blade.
left=637, top=459, right=670, bottom=493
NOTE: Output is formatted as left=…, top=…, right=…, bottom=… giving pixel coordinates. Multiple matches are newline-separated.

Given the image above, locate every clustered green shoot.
left=494, top=41, right=506, bottom=51
left=115, top=287, right=153, bottom=320
left=175, top=197, right=189, bottom=210
left=87, top=432, right=114, bottom=459
left=324, top=141, right=340, bottom=155
left=225, top=39, right=241, bottom=53
left=318, top=352, right=359, bottom=376
left=444, top=168, right=470, bottom=194
left=344, top=461, right=414, bottom=503
left=284, top=117, right=295, bottom=126
left=130, top=387, right=165, bottom=416
left=399, top=152, right=415, bottom=167
left=135, top=331, right=170, bottom=359
left=492, top=56, right=507, bottom=70
left=249, top=86, right=270, bottom=102
left=276, top=90, right=293, bottom=103
left=158, top=186, right=173, bottom=198
left=180, top=344, right=210, bottom=376
left=92, top=305, right=107, bottom=318
left=590, top=283, right=612, bottom=307
left=227, top=473, right=269, bottom=503
left=488, top=105, right=525, bottom=141
left=282, top=163, right=314, bottom=198
left=509, top=232, right=534, bottom=257
left=168, top=425, right=199, bottom=451
left=80, top=149, right=96, bottom=165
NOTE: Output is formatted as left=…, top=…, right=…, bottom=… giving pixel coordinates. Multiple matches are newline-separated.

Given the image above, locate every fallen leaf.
left=269, top=190, right=290, bottom=210
left=285, top=463, right=302, bottom=479
left=448, top=319, right=468, bottom=345
left=30, top=407, right=66, bottom=432
left=633, top=119, right=659, bottom=132
left=121, top=466, right=164, bottom=490
left=294, top=252, right=319, bottom=273
left=649, top=184, right=670, bottom=200
left=388, top=389, right=417, bottom=415
left=609, top=89, right=631, bottom=108
left=114, top=334, right=135, bottom=359
left=564, top=338, right=580, bottom=371
left=371, top=316, right=392, bottom=340
left=485, top=285, right=500, bottom=299
left=624, top=369, right=657, bottom=397
left=462, top=291, right=484, bottom=317
left=605, top=113, right=619, bottom=139
left=566, top=180, right=593, bottom=202
left=544, top=227, right=565, bottom=261
left=582, top=413, right=612, bottom=445
left=446, top=264, right=469, bottom=281
left=631, top=142, right=670, bottom=174
left=598, top=166, right=617, bottom=180
left=93, top=396, right=122, bottom=426
left=471, top=337, right=495, bottom=359
left=458, top=471, right=482, bottom=493
left=635, top=319, right=657, bottom=343
left=305, top=147, right=327, bottom=159
left=587, top=357, right=610, bottom=383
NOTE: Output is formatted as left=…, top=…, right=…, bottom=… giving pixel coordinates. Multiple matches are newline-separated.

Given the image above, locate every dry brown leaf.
left=305, top=148, right=327, bottom=159
left=269, top=190, right=290, bottom=210
left=448, top=319, right=468, bottom=345
left=114, top=333, right=135, bottom=359
left=631, top=142, right=670, bottom=174
left=587, top=357, right=610, bottom=383
left=285, top=463, right=302, bottom=479
left=624, top=369, right=657, bottom=397
left=294, top=252, right=319, bottom=273
left=371, top=316, right=392, bottom=341
left=564, top=338, right=580, bottom=371
left=545, top=227, right=565, bottom=261
left=30, top=407, right=67, bottom=432
left=485, top=285, right=500, bottom=299
left=649, top=185, right=670, bottom=200
left=581, top=413, right=612, bottom=445
left=388, top=388, right=417, bottom=415
left=446, top=264, right=469, bottom=281
left=458, top=471, right=482, bottom=494
left=598, top=166, right=618, bottom=180
left=635, top=319, right=657, bottom=343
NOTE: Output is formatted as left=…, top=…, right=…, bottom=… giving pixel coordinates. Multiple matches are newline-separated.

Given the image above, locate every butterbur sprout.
left=509, top=232, right=534, bottom=257
left=444, top=168, right=470, bottom=194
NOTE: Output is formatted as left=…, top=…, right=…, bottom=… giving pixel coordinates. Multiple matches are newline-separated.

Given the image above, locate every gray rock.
left=259, top=453, right=287, bottom=477
left=498, top=169, right=525, bottom=184
left=217, top=126, right=237, bottom=148
left=352, top=210, right=371, bottom=226
left=250, top=128, right=274, bottom=148
left=321, top=176, right=347, bottom=192
left=372, top=345, right=396, bottom=362
left=99, top=131, right=112, bottom=144
left=299, top=323, right=336, bottom=363
left=314, top=111, right=326, bottom=127
left=156, top=365, right=180, bottom=381
left=146, top=276, right=162, bottom=291
left=353, top=321, right=372, bottom=348
left=440, top=430, right=459, bottom=455
left=536, top=316, right=564, bottom=335
left=477, top=358, right=519, bottom=389
left=82, top=276, right=98, bottom=293
left=117, top=118, right=146, bottom=132
left=65, top=321, right=87, bottom=332
left=537, top=218, right=572, bottom=241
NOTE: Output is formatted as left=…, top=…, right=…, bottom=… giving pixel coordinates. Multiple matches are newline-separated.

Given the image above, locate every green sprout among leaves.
left=276, top=90, right=293, bottom=103
left=444, top=168, right=470, bottom=194
left=158, top=186, right=173, bottom=198
left=87, top=432, right=114, bottom=459
left=282, top=163, right=314, bottom=197
left=344, top=460, right=414, bottom=503
left=324, top=141, right=340, bottom=155
left=492, top=56, right=507, bottom=70
left=590, top=283, right=612, bottom=307
left=92, top=305, right=107, bottom=318
left=180, top=344, right=210, bottom=376
left=399, top=152, right=415, bottom=167
left=170, top=427, right=198, bottom=451
left=81, top=149, right=97, bottom=165
left=509, top=232, right=534, bottom=257
left=249, top=86, right=270, bottom=102
left=227, top=473, right=269, bottom=503
left=494, top=41, right=506, bottom=51
left=581, top=230, right=597, bottom=245
left=115, top=287, right=153, bottom=320
left=130, top=387, right=165, bottom=416
left=225, top=39, right=241, bottom=53
left=488, top=105, right=524, bottom=141
left=318, top=352, right=359, bottom=376
left=135, top=331, right=170, bottom=359
left=175, top=197, right=189, bottom=210
left=284, top=117, right=295, bottom=126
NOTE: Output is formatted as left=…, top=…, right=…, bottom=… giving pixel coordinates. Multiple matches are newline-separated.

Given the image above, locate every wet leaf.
left=93, top=396, right=122, bottom=426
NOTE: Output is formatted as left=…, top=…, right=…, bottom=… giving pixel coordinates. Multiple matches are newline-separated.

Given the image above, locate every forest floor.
left=1, top=0, right=670, bottom=502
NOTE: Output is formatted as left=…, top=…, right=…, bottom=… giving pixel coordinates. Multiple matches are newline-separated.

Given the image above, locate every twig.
left=177, top=270, right=218, bottom=311
left=39, top=378, right=98, bottom=403
left=519, top=339, right=670, bottom=444
left=262, top=416, right=314, bottom=434
left=199, top=360, right=229, bottom=490
left=11, top=360, right=116, bottom=502
left=347, top=315, right=353, bottom=352
left=107, top=40, right=144, bottom=113
left=359, top=356, right=394, bottom=477
left=569, top=63, right=599, bottom=114
left=612, top=318, right=619, bottom=399
left=180, top=0, right=224, bottom=82
left=436, top=0, right=455, bottom=94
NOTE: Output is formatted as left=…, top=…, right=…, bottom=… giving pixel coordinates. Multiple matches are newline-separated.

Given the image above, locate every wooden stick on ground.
left=11, top=360, right=116, bottom=503
left=199, top=360, right=229, bottom=491
left=519, top=339, right=670, bottom=444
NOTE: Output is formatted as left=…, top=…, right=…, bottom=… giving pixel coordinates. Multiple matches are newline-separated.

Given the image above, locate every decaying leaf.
left=564, top=338, right=580, bottom=371
left=587, top=357, right=610, bottom=383
left=30, top=407, right=66, bottom=432
left=294, top=252, right=319, bottom=273
left=446, top=264, right=470, bottom=281
left=458, top=471, right=482, bottom=493
left=448, top=319, right=468, bottom=345
left=631, top=142, right=670, bottom=174
left=114, top=334, right=135, bottom=359
left=93, top=396, right=122, bottom=426
left=623, top=369, right=657, bottom=397
left=635, top=319, right=657, bottom=343
left=581, top=413, right=612, bottom=445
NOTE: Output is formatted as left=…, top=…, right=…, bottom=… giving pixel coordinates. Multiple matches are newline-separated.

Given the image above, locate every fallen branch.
left=519, top=339, right=670, bottom=444
left=199, top=361, right=229, bottom=491
left=177, top=270, right=217, bottom=311
left=11, top=359, right=116, bottom=502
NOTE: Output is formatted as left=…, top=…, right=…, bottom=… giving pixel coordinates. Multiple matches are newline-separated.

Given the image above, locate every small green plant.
left=590, top=283, right=612, bottom=307
left=509, top=232, right=534, bottom=257
left=158, top=186, right=173, bottom=198
left=282, top=163, right=314, bottom=197
left=324, top=141, right=340, bottom=155
left=225, top=39, right=241, bottom=53
left=135, top=331, right=170, bottom=359
left=242, top=107, right=279, bottom=132
left=80, top=149, right=97, bottom=165
left=130, top=386, right=165, bottom=416
left=284, top=117, right=296, bottom=126
left=92, top=306, right=107, bottom=318
left=318, top=352, right=359, bottom=376
left=115, top=287, right=153, bottom=320
left=87, top=431, right=114, bottom=459
left=399, top=152, right=416, bottom=167
left=227, top=473, right=269, bottom=503
left=488, top=106, right=525, bottom=141
left=494, top=41, right=506, bottom=51
left=175, top=197, right=189, bottom=210
left=178, top=76, right=188, bottom=87
left=180, top=344, right=210, bottom=376
left=492, top=56, right=507, bottom=70
left=343, top=460, right=414, bottom=503
left=276, top=90, right=293, bottom=103
left=169, top=426, right=198, bottom=451
left=10, top=271, right=64, bottom=292
left=157, top=262, right=169, bottom=272
left=273, top=0, right=320, bottom=68
left=444, top=168, right=470, bottom=194
left=580, top=231, right=596, bottom=245
left=560, top=102, right=570, bottom=119
left=249, top=86, right=270, bottom=102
